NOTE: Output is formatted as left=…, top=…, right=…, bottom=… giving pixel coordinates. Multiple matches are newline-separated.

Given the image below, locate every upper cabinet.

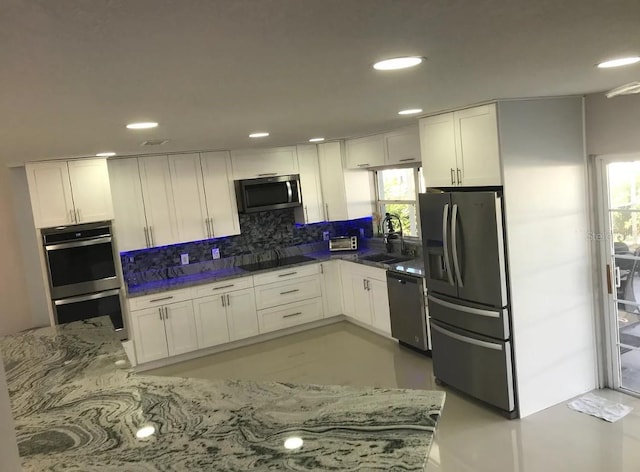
left=200, top=151, right=241, bottom=238
left=345, top=134, right=386, bottom=169
left=26, top=158, right=113, bottom=228
left=230, top=146, right=299, bottom=180
left=294, top=144, right=325, bottom=224
left=138, top=155, right=179, bottom=247
left=384, top=126, right=421, bottom=165
left=420, top=103, right=501, bottom=187
left=317, top=141, right=372, bottom=221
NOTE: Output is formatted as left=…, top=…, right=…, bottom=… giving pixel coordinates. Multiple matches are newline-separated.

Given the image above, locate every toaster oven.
left=329, top=236, right=358, bottom=252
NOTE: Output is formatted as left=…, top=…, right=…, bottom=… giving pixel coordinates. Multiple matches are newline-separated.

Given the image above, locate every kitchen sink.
left=359, top=253, right=413, bottom=264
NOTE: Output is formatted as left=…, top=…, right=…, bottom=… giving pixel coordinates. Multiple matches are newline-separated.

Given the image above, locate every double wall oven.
left=42, top=222, right=126, bottom=340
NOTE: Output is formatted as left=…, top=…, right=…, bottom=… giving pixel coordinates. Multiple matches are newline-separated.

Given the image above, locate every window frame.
left=374, top=165, right=423, bottom=239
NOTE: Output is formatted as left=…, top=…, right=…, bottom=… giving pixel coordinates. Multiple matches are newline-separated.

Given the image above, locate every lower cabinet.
left=131, top=300, right=198, bottom=364
left=226, top=289, right=260, bottom=341
left=340, top=262, right=391, bottom=335
left=258, top=298, right=323, bottom=334
left=321, top=261, right=343, bottom=318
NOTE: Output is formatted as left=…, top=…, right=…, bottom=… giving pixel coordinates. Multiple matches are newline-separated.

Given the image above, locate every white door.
left=163, top=300, right=199, bottom=356
left=139, top=155, right=178, bottom=247
left=200, top=151, right=241, bottom=237
left=131, top=307, right=169, bottom=364
left=321, top=261, right=343, bottom=318
left=352, top=275, right=372, bottom=325
left=384, top=127, right=421, bottom=165
left=230, top=147, right=299, bottom=180
left=369, top=277, right=391, bottom=335
left=419, top=113, right=458, bottom=188
left=597, top=156, right=640, bottom=395
left=317, top=142, right=348, bottom=221
left=67, top=159, right=114, bottom=223
left=26, top=161, right=75, bottom=227
left=345, top=134, right=386, bottom=169
left=168, top=153, right=208, bottom=242
left=226, top=288, right=259, bottom=341
left=107, top=158, right=149, bottom=251
left=294, top=144, right=325, bottom=224
left=454, top=104, right=501, bottom=186
left=193, top=294, right=231, bottom=348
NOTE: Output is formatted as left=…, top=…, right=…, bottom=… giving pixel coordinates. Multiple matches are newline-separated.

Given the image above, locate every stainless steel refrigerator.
left=419, top=190, right=516, bottom=416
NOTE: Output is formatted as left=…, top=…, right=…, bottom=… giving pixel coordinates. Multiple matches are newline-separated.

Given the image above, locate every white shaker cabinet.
left=321, top=261, right=343, bottom=318
left=169, top=154, right=209, bottom=243
left=384, top=126, right=421, bottom=165
left=369, top=277, right=391, bottom=335
left=193, top=294, right=231, bottom=348
left=26, top=158, right=113, bottom=228
left=340, top=262, right=391, bottom=335
left=138, top=156, right=178, bottom=247
left=200, top=151, right=241, bottom=238
left=294, top=144, right=325, bottom=224
left=225, top=288, right=260, bottom=341
left=345, top=134, right=386, bottom=169
left=317, top=141, right=372, bottom=222
left=419, top=113, right=458, bottom=187
left=230, top=146, right=299, bottom=180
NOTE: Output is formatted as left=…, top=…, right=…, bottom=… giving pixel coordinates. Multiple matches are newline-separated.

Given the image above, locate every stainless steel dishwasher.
left=387, top=270, right=430, bottom=352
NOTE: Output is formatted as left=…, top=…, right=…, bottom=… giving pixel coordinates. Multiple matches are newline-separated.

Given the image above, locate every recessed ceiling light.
left=309, top=137, right=325, bottom=142
left=249, top=132, right=269, bottom=138
left=135, top=425, right=156, bottom=439
left=284, top=436, right=304, bottom=450
left=597, top=56, right=640, bottom=69
left=126, top=122, right=158, bottom=130
left=398, top=108, right=423, bottom=115
left=96, top=152, right=116, bottom=157
left=373, top=56, right=423, bottom=71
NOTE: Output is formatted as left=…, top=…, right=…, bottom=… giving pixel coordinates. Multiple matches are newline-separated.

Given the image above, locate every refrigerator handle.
left=451, top=203, right=464, bottom=287
left=442, top=203, right=455, bottom=286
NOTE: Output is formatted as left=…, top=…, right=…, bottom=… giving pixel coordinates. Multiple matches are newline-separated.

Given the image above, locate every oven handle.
left=46, top=236, right=112, bottom=251
left=54, top=289, right=120, bottom=306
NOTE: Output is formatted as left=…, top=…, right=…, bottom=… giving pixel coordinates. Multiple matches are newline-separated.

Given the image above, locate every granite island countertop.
left=1, top=317, right=445, bottom=471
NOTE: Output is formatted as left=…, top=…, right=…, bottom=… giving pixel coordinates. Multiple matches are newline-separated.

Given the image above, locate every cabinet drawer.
left=344, top=261, right=387, bottom=282
left=252, top=263, right=320, bottom=286
left=255, top=275, right=322, bottom=310
left=192, top=276, right=254, bottom=299
left=128, top=287, right=193, bottom=311
left=258, top=298, right=323, bottom=334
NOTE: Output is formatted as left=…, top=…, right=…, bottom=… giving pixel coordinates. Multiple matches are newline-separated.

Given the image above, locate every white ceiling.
left=1, top=0, right=639, bottom=164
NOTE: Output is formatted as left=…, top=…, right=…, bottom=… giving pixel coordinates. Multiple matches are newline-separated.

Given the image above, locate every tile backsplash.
left=120, top=208, right=373, bottom=274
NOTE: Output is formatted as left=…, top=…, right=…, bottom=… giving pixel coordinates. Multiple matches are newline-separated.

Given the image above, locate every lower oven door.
left=54, top=289, right=126, bottom=340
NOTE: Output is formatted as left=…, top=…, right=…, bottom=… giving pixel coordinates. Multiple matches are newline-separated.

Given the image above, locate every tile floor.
left=148, top=321, right=640, bottom=472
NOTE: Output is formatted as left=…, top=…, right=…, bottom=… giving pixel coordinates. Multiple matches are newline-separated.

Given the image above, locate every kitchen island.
left=0, top=317, right=445, bottom=471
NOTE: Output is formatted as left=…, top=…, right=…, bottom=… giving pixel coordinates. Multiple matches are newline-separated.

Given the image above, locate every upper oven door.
left=45, top=236, right=119, bottom=298
left=236, top=175, right=301, bottom=213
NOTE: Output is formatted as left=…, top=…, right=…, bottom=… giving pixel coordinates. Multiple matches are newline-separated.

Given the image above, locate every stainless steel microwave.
left=235, top=174, right=302, bottom=213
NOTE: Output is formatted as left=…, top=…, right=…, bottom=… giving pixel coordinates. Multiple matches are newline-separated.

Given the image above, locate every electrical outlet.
left=212, top=248, right=221, bottom=259
left=180, top=253, right=189, bottom=265
left=323, top=231, right=330, bottom=241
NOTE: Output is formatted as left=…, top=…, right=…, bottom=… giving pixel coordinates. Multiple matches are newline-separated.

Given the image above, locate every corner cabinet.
left=26, top=158, right=113, bottom=228
left=419, top=103, right=501, bottom=187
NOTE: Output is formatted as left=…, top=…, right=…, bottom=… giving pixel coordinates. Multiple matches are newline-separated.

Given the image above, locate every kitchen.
left=5, top=1, right=633, bottom=470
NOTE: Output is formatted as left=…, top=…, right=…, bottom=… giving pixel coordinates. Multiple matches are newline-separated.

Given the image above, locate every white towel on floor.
left=567, top=393, right=633, bottom=422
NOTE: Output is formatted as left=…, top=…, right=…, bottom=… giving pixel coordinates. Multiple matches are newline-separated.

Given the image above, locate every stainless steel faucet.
left=381, top=213, right=405, bottom=254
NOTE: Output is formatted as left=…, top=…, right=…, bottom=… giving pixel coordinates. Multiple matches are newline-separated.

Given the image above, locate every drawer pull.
left=399, top=158, right=415, bottom=162
left=149, top=296, right=174, bottom=303
left=283, top=312, right=302, bottom=318
left=257, top=172, right=277, bottom=177
left=280, top=289, right=300, bottom=295
left=357, top=163, right=370, bottom=167
left=212, top=284, right=235, bottom=291
left=278, top=272, right=297, bottom=277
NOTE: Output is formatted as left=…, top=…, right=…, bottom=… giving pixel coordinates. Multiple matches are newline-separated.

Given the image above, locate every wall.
left=0, top=165, right=32, bottom=335
left=499, top=97, right=597, bottom=417
left=585, top=93, right=640, bottom=155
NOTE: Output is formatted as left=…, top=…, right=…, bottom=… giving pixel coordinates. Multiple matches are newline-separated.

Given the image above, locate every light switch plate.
left=323, top=231, right=330, bottom=241
left=212, top=248, right=221, bottom=259
left=180, top=253, right=189, bottom=265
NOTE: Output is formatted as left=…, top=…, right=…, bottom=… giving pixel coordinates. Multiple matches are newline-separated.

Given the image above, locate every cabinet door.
left=107, top=158, right=149, bottom=251
left=67, top=159, right=114, bottom=223
left=193, top=294, right=230, bottom=349
left=138, top=156, right=178, bottom=247
left=384, top=127, right=421, bottom=165
left=369, top=278, right=391, bottom=335
left=321, top=261, right=343, bottom=318
left=294, top=145, right=324, bottom=224
left=226, top=288, right=259, bottom=341
left=200, top=151, right=241, bottom=238
left=345, top=134, right=386, bottom=169
left=164, top=300, right=199, bottom=356
left=352, top=274, right=372, bottom=325
left=419, top=113, right=458, bottom=188
left=454, top=104, right=501, bottom=186
left=26, top=161, right=75, bottom=228
left=131, top=307, right=169, bottom=364
left=317, top=142, right=349, bottom=221
left=230, top=147, right=299, bottom=180
left=168, top=153, right=208, bottom=242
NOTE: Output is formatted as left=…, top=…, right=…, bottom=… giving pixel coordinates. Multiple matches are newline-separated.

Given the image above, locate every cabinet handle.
left=164, top=307, right=169, bottom=319
left=212, top=284, right=235, bottom=291
left=205, top=218, right=211, bottom=238
left=367, top=280, right=371, bottom=291
left=283, top=312, right=302, bottom=319
left=209, top=219, right=215, bottom=238
left=280, top=289, right=300, bottom=295
left=257, top=173, right=277, bottom=177
left=149, top=226, right=155, bottom=246
left=158, top=307, right=163, bottom=320
left=226, top=294, right=230, bottom=306
left=221, top=294, right=226, bottom=307
left=304, top=206, right=309, bottom=221
left=363, top=279, right=367, bottom=291
left=69, top=209, right=75, bottom=224
left=320, top=264, right=324, bottom=274
left=325, top=204, right=330, bottom=221
left=450, top=168, right=455, bottom=185
left=399, top=158, right=415, bottom=162
left=150, top=296, right=174, bottom=303
left=143, top=227, right=150, bottom=248
left=456, top=168, right=462, bottom=185
left=278, top=272, right=298, bottom=277
left=357, top=163, right=370, bottom=167
left=76, top=208, right=81, bottom=222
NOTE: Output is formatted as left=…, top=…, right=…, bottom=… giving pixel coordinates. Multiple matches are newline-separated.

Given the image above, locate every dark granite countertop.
left=0, top=317, right=445, bottom=471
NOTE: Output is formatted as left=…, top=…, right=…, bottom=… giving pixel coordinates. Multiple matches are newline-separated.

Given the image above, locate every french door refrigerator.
left=419, top=190, right=517, bottom=417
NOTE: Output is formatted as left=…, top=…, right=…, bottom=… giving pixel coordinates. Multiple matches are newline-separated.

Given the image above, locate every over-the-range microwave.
left=235, top=174, right=302, bottom=213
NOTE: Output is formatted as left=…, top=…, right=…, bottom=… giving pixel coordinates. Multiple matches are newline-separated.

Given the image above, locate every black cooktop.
left=238, top=254, right=316, bottom=272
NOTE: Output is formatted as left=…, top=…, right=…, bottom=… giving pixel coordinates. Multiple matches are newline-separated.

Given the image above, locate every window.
left=375, top=167, right=424, bottom=237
